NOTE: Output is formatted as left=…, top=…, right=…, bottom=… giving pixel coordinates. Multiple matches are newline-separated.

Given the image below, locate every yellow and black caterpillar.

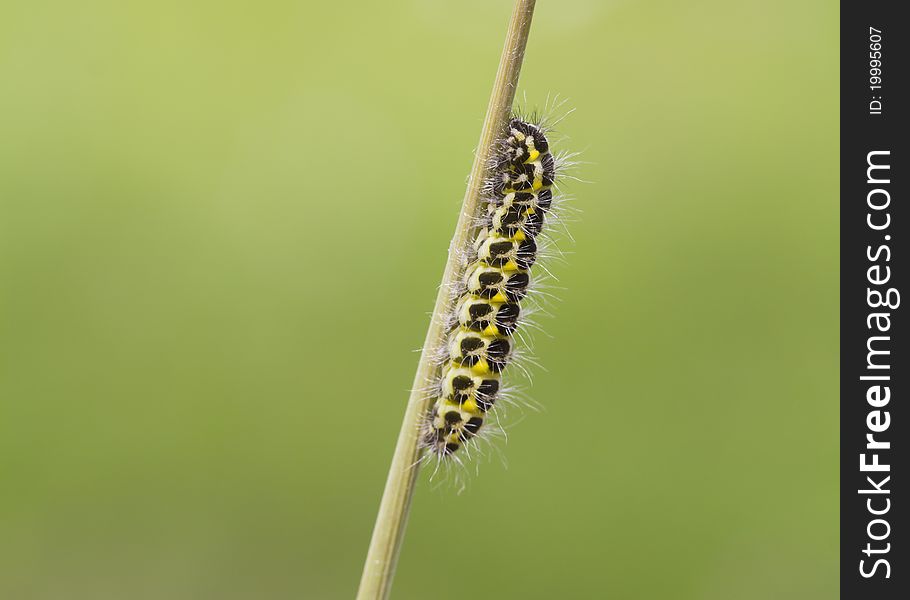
left=424, top=117, right=557, bottom=458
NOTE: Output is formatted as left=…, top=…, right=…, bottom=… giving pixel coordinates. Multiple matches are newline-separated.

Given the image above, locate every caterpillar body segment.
left=423, top=117, right=559, bottom=458
left=463, top=263, right=530, bottom=303
left=446, top=328, right=512, bottom=373
left=441, top=367, right=499, bottom=410
left=488, top=201, right=544, bottom=239
left=455, top=295, right=521, bottom=336
left=474, top=229, right=538, bottom=271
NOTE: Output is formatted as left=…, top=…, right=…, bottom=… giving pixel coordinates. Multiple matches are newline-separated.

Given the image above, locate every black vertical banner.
left=841, top=1, right=907, bottom=598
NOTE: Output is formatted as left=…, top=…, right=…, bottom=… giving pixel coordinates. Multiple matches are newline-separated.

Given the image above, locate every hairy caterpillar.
left=422, top=116, right=562, bottom=460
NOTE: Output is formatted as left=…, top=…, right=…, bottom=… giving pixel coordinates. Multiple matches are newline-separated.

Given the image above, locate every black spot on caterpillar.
left=422, top=114, right=566, bottom=461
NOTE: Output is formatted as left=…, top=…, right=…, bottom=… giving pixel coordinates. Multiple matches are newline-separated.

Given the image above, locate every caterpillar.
left=422, top=115, right=561, bottom=460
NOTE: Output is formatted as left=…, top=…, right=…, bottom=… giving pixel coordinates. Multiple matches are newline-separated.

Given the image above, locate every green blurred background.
left=0, top=1, right=838, bottom=598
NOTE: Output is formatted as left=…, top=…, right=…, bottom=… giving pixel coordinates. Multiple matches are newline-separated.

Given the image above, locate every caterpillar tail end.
left=423, top=398, right=485, bottom=457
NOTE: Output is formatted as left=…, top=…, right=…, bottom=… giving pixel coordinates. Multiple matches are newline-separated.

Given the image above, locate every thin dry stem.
left=356, top=2, right=537, bottom=598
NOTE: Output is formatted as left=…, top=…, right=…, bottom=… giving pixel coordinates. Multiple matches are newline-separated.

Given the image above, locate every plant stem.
left=356, top=1, right=537, bottom=598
